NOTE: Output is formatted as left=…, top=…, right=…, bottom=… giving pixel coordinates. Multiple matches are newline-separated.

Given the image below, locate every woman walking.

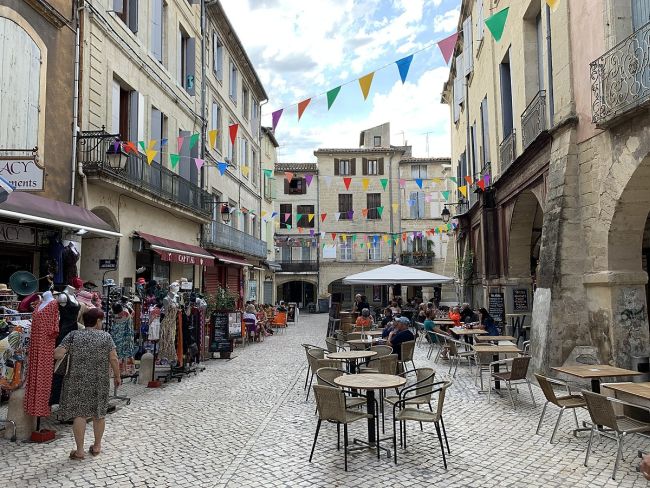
left=54, top=308, right=121, bottom=460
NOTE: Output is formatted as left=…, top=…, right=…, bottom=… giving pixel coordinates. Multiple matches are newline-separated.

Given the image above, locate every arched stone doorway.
left=276, top=280, right=316, bottom=309
left=79, top=207, right=120, bottom=286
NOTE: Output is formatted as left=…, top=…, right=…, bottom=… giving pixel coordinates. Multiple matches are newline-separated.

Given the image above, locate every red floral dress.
left=24, top=299, right=59, bottom=417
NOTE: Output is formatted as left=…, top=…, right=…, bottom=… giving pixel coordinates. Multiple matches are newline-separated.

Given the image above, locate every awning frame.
left=0, top=208, right=122, bottom=238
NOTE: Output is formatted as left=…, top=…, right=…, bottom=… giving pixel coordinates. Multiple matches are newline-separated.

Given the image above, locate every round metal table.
left=326, top=350, right=377, bottom=373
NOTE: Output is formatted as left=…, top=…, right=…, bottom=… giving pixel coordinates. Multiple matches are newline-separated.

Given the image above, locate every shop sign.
left=0, top=156, right=44, bottom=191
left=512, top=288, right=529, bottom=311
left=99, top=259, right=117, bottom=269
left=156, top=250, right=213, bottom=266
left=0, top=222, right=36, bottom=245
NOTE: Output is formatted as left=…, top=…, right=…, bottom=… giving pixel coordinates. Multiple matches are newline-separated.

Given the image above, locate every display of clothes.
left=158, top=302, right=178, bottom=362
left=24, top=298, right=59, bottom=417
left=51, top=289, right=81, bottom=405
left=148, top=306, right=161, bottom=341
left=182, top=304, right=200, bottom=359
left=48, top=235, right=64, bottom=285
left=111, top=310, right=135, bottom=360
left=62, top=242, right=79, bottom=286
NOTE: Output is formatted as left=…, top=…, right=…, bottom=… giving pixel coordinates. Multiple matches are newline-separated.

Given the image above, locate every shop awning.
left=135, top=231, right=215, bottom=266
left=0, top=191, right=122, bottom=237
left=211, top=251, right=250, bottom=267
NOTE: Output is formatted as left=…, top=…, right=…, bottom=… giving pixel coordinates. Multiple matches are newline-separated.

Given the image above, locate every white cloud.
left=433, top=8, right=460, bottom=33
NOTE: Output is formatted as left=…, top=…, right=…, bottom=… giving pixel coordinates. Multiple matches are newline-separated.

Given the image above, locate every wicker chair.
left=358, top=346, right=393, bottom=373
left=370, top=344, right=393, bottom=358
left=315, top=367, right=365, bottom=409
left=325, top=337, right=339, bottom=353
left=392, top=380, right=452, bottom=469
left=534, top=374, right=586, bottom=443
left=446, top=338, right=474, bottom=376
left=358, top=354, right=399, bottom=432
left=310, top=385, right=380, bottom=471
left=305, top=348, right=338, bottom=401
left=399, top=340, right=416, bottom=373
left=301, top=343, right=322, bottom=390
left=487, top=356, right=536, bottom=409
left=582, top=390, right=650, bottom=480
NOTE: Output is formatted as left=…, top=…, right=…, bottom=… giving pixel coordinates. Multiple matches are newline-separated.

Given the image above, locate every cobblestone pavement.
left=2, top=313, right=650, bottom=487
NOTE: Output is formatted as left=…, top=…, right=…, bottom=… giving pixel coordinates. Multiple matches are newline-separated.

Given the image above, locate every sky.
left=221, top=0, right=460, bottom=163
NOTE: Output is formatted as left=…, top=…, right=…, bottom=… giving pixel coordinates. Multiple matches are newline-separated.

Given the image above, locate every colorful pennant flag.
left=546, top=0, right=560, bottom=11
left=295, top=213, right=303, bottom=222
left=484, top=174, right=491, bottom=186
left=395, top=55, right=414, bottom=84
left=145, top=149, right=157, bottom=165
left=321, top=213, right=327, bottom=222
left=217, top=162, right=228, bottom=175
left=432, top=177, right=443, bottom=184
left=241, top=166, right=250, bottom=177
left=327, top=86, right=341, bottom=110
left=399, top=179, right=406, bottom=188
left=284, top=213, right=291, bottom=222
left=331, top=233, right=337, bottom=241
left=305, top=174, right=314, bottom=187
left=138, top=141, right=146, bottom=152
left=208, top=129, right=218, bottom=149
left=177, top=136, right=184, bottom=152
left=308, top=214, right=315, bottom=223
left=263, top=169, right=273, bottom=178
left=229, top=124, right=239, bottom=145
left=485, top=7, right=509, bottom=42
left=464, top=175, right=473, bottom=184
left=377, top=206, right=384, bottom=217
left=160, top=138, right=168, bottom=147
left=437, top=32, right=459, bottom=64
left=194, top=158, right=204, bottom=171
left=298, top=98, right=311, bottom=121
left=415, top=178, right=423, bottom=189
left=285, top=172, right=294, bottom=183
left=477, top=179, right=486, bottom=191
left=335, top=212, right=341, bottom=221
left=170, top=154, right=180, bottom=169
left=347, top=210, right=354, bottom=220
left=361, top=208, right=368, bottom=218
left=189, top=133, right=200, bottom=149
left=441, top=190, right=450, bottom=201
left=362, top=178, right=369, bottom=190
left=124, top=141, right=138, bottom=154
left=380, top=178, right=388, bottom=190
left=458, top=186, right=468, bottom=198
left=448, top=177, right=457, bottom=184
left=272, top=109, right=283, bottom=131
left=358, top=72, right=375, bottom=100
left=392, top=203, right=399, bottom=213
left=343, top=177, right=352, bottom=190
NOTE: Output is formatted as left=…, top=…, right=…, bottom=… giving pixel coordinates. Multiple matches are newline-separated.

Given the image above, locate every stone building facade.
left=445, top=0, right=650, bottom=370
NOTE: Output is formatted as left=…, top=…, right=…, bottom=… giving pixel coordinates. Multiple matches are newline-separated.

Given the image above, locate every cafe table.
left=364, top=330, right=385, bottom=337
left=451, top=327, right=488, bottom=336
left=474, top=344, right=522, bottom=391
left=334, top=373, right=406, bottom=456
left=346, top=338, right=386, bottom=350
left=475, top=335, right=517, bottom=342
left=551, top=364, right=641, bottom=393
left=326, top=350, right=377, bottom=373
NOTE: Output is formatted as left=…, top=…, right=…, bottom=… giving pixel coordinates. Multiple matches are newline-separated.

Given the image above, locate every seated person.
left=459, top=303, right=477, bottom=324
left=448, top=306, right=461, bottom=327
left=387, top=317, right=415, bottom=360
left=389, top=300, right=401, bottom=315
left=276, top=300, right=288, bottom=312
left=416, top=303, right=427, bottom=323
left=423, top=310, right=436, bottom=333
left=380, top=308, right=393, bottom=327
left=381, top=318, right=395, bottom=338
left=243, top=304, right=259, bottom=339
left=478, top=307, right=499, bottom=336
left=358, top=295, right=370, bottom=313
left=355, top=308, right=374, bottom=330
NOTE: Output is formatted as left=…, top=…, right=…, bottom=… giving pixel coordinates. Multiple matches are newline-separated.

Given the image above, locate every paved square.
left=2, top=313, right=650, bottom=487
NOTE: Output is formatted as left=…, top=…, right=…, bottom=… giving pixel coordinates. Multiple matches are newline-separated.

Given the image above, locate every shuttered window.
left=367, top=193, right=381, bottom=219
left=213, top=32, right=223, bottom=81
left=280, top=203, right=292, bottom=229
left=179, top=29, right=195, bottom=95
left=229, top=61, right=238, bottom=103
left=151, top=0, right=163, bottom=62
left=338, top=194, right=353, bottom=219
left=463, top=16, right=473, bottom=75
left=409, top=191, right=425, bottom=219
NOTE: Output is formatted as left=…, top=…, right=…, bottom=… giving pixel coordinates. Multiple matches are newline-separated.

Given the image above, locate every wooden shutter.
left=362, top=158, right=368, bottom=175
left=185, top=37, right=196, bottom=96
left=128, top=0, right=138, bottom=34
left=409, top=192, right=417, bottom=219
left=151, top=0, right=162, bottom=62
left=301, top=178, right=307, bottom=194
left=350, top=158, right=356, bottom=175
left=463, top=16, right=473, bottom=76
left=113, top=0, right=124, bottom=13
left=284, top=178, right=289, bottom=194
left=378, top=158, right=384, bottom=175
left=418, top=192, right=425, bottom=219
left=128, top=90, right=139, bottom=142
left=334, top=158, right=340, bottom=175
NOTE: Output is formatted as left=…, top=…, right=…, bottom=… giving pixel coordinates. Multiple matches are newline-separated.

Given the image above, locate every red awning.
left=135, top=231, right=214, bottom=266
left=211, top=251, right=250, bottom=267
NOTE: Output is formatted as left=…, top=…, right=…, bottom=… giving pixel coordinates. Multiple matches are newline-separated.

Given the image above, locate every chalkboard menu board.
left=489, top=292, right=505, bottom=323
left=513, top=289, right=529, bottom=312
left=210, top=312, right=232, bottom=353
left=228, top=312, right=242, bottom=339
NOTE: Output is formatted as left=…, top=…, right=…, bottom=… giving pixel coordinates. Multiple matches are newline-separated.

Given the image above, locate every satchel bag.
left=54, top=332, right=75, bottom=377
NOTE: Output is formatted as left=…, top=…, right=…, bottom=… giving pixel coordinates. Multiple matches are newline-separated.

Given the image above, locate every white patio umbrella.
left=342, top=264, right=454, bottom=286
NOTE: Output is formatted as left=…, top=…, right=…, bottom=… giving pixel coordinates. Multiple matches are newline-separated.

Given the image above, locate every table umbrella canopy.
left=342, top=264, right=454, bottom=286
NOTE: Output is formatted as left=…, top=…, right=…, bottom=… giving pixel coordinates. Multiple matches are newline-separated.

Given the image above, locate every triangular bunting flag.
left=395, top=55, right=414, bottom=84
left=392, top=203, right=399, bottom=213
left=327, top=86, right=341, bottom=110
left=399, top=179, right=406, bottom=188
left=284, top=213, right=291, bottom=222
left=272, top=109, right=283, bottom=131
left=335, top=212, right=341, bottom=221
left=331, top=233, right=337, bottom=241
left=380, top=178, right=388, bottom=190
left=484, top=174, right=491, bottom=186
left=138, top=141, right=146, bottom=152
left=263, top=169, right=273, bottom=178
left=437, top=32, right=459, bottom=64
left=458, top=186, right=468, bottom=198
left=321, top=213, right=327, bottom=222
left=146, top=149, right=158, bottom=165
left=485, top=7, right=509, bottom=42
left=241, top=166, right=250, bottom=177
left=432, top=177, right=443, bottom=184
left=286, top=225, right=292, bottom=230
left=464, top=175, right=473, bottom=184
left=441, top=190, right=450, bottom=201
left=298, top=98, right=311, bottom=121
left=347, top=210, right=354, bottom=220
left=361, top=208, right=368, bottom=218
left=448, top=177, right=457, bottom=184
left=170, top=154, right=180, bottom=169
left=305, top=174, right=313, bottom=187
left=208, top=129, right=218, bottom=149
left=351, top=234, right=357, bottom=242
left=362, top=178, right=369, bottom=190
left=285, top=172, right=294, bottom=183
left=189, top=133, right=199, bottom=149
left=342, top=234, right=347, bottom=242
left=415, top=178, right=423, bottom=189
left=217, top=162, right=228, bottom=175
left=358, top=72, right=375, bottom=100
left=402, top=233, right=407, bottom=242
left=295, top=213, right=303, bottom=222
left=546, top=0, right=560, bottom=12
left=377, top=206, right=384, bottom=217
left=308, top=214, right=315, bottom=223
left=124, top=141, right=138, bottom=154
left=343, top=177, right=352, bottom=190
left=160, top=138, right=168, bottom=147
left=177, top=137, right=184, bottom=152
left=229, top=124, right=239, bottom=145
left=477, top=179, right=486, bottom=191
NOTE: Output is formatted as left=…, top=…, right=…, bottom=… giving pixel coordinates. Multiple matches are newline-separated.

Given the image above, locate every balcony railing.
left=278, top=260, right=318, bottom=272
left=521, top=90, right=546, bottom=149
left=203, top=221, right=267, bottom=259
left=77, top=130, right=211, bottom=218
left=591, top=21, right=650, bottom=126
left=401, top=252, right=435, bottom=267
left=499, top=129, right=516, bottom=173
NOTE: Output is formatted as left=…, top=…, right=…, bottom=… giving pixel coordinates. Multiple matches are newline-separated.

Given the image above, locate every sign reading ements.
left=512, top=288, right=529, bottom=312
left=0, top=156, right=44, bottom=191
left=488, top=292, right=505, bottom=323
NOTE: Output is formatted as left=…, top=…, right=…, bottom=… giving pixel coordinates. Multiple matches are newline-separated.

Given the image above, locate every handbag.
left=54, top=332, right=74, bottom=377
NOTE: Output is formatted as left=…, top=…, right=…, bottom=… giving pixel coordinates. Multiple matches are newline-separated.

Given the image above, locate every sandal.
left=88, top=445, right=101, bottom=457
left=69, top=450, right=85, bottom=461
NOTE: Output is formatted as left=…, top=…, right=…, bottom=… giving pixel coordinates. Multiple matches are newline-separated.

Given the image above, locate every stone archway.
left=276, top=280, right=317, bottom=308
left=507, top=190, right=544, bottom=282
left=79, top=207, right=120, bottom=285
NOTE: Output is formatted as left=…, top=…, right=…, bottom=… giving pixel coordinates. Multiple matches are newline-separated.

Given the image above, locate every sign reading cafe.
left=0, top=154, right=44, bottom=191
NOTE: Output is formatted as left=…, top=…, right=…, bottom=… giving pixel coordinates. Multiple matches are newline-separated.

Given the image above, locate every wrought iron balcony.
left=499, top=129, right=516, bottom=173
left=203, top=220, right=267, bottom=259
left=400, top=252, right=435, bottom=267
left=77, top=130, right=211, bottom=218
left=521, top=90, right=546, bottom=149
left=591, top=22, right=650, bottom=126
left=277, top=260, right=319, bottom=273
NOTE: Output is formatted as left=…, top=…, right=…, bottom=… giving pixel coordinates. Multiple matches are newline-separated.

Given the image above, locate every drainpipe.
left=388, top=152, right=395, bottom=263
left=72, top=2, right=84, bottom=206
left=200, top=0, right=207, bottom=183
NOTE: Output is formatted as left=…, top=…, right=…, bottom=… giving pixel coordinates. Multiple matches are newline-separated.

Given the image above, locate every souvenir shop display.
left=61, top=242, right=80, bottom=286
left=50, top=285, right=81, bottom=406
left=110, top=303, right=135, bottom=375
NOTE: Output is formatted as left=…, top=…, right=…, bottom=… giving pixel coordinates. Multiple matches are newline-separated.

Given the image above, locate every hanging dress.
left=24, top=300, right=59, bottom=417
left=158, top=302, right=178, bottom=362
left=50, top=297, right=80, bottom=405
left=111, top=311, right=135, bottom=359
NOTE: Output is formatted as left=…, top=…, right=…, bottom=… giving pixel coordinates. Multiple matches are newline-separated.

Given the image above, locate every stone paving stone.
left=2, top=313, right=650, bottom=487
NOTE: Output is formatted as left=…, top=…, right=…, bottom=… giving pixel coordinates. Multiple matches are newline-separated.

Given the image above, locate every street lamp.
left=441, top=206, right=451, bottom=223
left=220, top=203, right=231, bottom=224
left=106, top=139, right=127, bottom=170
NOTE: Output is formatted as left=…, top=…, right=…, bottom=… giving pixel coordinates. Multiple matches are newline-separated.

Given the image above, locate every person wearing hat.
left=387, top=316, right=415, bottom=360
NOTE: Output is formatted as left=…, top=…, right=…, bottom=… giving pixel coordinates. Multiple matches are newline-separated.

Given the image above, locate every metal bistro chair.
left=315, top=367, right=366, bottom=410
left=399, top=340, right=416, bottom=373
left=534, top=374, right=586, bottom=443
left=325, top=337, right=339, bottom=354
left=582, top=390, right=650, bottom=480
left=359, top=353, right=399, bottom=433
left=487, top=356, right=536, bottom=409
left=446, top=338, right=474, bottom=377
left=305, top=348, right=338, bottom=401
left=301, top=343, right=321, bottom=390
left=414, top=322, right=425, bottom=347
left=310, top=385, right=380, bottom=471
left=243, top=317, right=257, bottom=345
left=386, top=368, right=436, bottom=434
left=393, top=380, right=452, bottom=469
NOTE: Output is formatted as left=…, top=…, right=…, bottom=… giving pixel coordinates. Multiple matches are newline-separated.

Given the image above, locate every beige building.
left=273, top=162, right=319, bottom=307
left=444, top=0, right=650, bottom=370
left=261, top=126, right=280, bottom=304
